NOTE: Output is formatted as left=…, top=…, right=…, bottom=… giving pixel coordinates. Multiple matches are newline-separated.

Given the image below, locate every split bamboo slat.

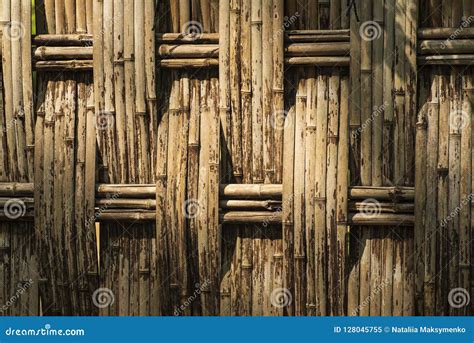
left=0, top=0, right=472, bottom=318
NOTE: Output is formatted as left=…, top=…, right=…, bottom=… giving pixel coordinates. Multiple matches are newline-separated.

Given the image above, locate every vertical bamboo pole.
left=282, top=102, right=295, bottom=317
left=197, top=77, right=210, bottom=314
left=76, top=0, right=86, bottom=33
left=459, top=76, right=472, bottom=316
left=327, top=71, right=340, bottom=315
left=448, top=72, right=461, bottom=316
left=315, top=73, right=328, bottom=316
left=262, top=0, right=273, bottom=183
left=272, top=0, right=284, bottom=183
left=240, top=0, right=253, bottom=315
left=436, top=71, right=449, bottom=315
left=208, top=76, right=220, bottom=315
left=21, top=0, right=33, bottom=181
left=251, top=0, right=263, bottom=184
left=304, top=72, right=316, bottom=316
left=219, top=0, right=231, bottom=178
left=424, top=73, right=439, bottom=315
left=230, top=0, right=242, bottom=180
left=293, top=74, right=306, bottom=316
left=124, top=0, right=136, bottom=183
left=336, top=74, right=349, bottom=315
left=414, top=70, right=427, bottom=316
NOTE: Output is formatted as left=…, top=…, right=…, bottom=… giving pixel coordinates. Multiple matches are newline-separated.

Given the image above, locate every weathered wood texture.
left=0, top=0, right=472, bottom=317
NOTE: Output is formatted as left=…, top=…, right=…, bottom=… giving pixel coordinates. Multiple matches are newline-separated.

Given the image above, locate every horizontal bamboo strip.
left=35, top=60, right=93, bottom=71
left=34, top=34, right=93, bottom=45
left=418, top=55, right=474, bottom=65
left=158, top=44, right=219, bottom=58
left=350, top=202, right=415, bottom=213
left=0, top=183, right=34, bottom=196
left=349, top=186, right=415, bottom=201
left=417, top=27, right=474, bottom=39
left=156, top=33, right=219, bottom=43
left=285, top=33, right=350, bottom=42
left=220, top=211, right=282, bottom=224
left=35, top=46, right=93, bottom=59
left=349, top=213, right=415, bottom=226
left=285, top=29, right=350, bottom=36
left=96, top=184, right=156, bottom=198
left=158, top=58, right=219, bottom=68
left=219, top=200, right=282, bottom=211
left=220, top=184, right=282, bottom=198
left=285, top=42, right=350, bottom=56
left=285, top=56, right=350, bottom=66
left=419, top=40, right=474, bottom=54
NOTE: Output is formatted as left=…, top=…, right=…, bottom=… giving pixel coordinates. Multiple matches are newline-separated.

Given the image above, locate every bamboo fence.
left=0, top=0, right=472, bottom=317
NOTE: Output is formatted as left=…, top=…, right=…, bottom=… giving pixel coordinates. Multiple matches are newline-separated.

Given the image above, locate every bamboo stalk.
left=34, top=34, right=93, bottom=45
left=158, top=58, right=219, bottom=68
left=156, top=33, right=219, bottom=43
left=158, top=44, right=219, bottom=58
left=417, top=27, right=474, bottom=39
left=285, top=42, right=350, bottom=56
left=34, top=46, right=93, bottom=59
left=35, top=60, right=93, bottom=70
left=220, top=211, right=282, bottom=224
left=285, top=56, right=350, bottom=66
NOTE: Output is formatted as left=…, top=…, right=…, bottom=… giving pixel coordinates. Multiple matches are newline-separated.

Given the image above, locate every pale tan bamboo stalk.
left=350, top=202, right=415, bottom=213
left=165, top=76, right=180, bottom=313
left=404, top=0, right=417, bottom=187
left=285, top=56, right=350, bottom=66
left=220, top=184, right=282, bottom=198
left=63, top=78, right=78, bottom=314
left=55, top=0, right=65, bottom=34
left=418, top=55, right=474, bottom=65
left=383, top=0, right=395, bottom=183
left=21, top=0, right=33, bottom=181
left=102, top=0, right=115, bottom=181
left=85, top=76, right=98, bottom=315
left=158, top=58, right=219, bottom=68
left=93, top=0, right=104, bottom=160
left=11, top=0, right=27, bottom=182
left=393, top=0, right=406, bottom=184
left=200, top=0, right=210, bottom=32
left=272, top=0, right=284, bottom=183
left=314, top=73, right=328, bottom=316
left=240, top=0, right=253, bottom=316
left=348, top=0, right=361, bottom=186
left=85, top=0, right=92, bottom=33
left=358, top=226, right=371, bottom=315
left=35, top=60, right=94, bottom=70
left=424, top=74, right=439, bottom=315
left=135, top=0, right=149, bottom=183
left=230, top=0, right=242, bottom=179
left=292, top=74, right=306, bottom=316
left=144, top=0, right=157, bottom=181
left=436, top=71, right=449, bottom=315
left=262, top=0, right=273, bottom=183
left=327, top=72, right=340, bottom=315
left=158, top=44, right=219, bottom=58
left=156, top=33, right=219, bottom=43
left=53, top=77, right=67, bottom=313
left=349, top=215, right=415, bottom=226
left=179, top=0, right=190, bottom=28
left=171, top=0, right=180, bottom=32
left=33, top=76, right=47, bottom=313
left=459, top=76, right=472, bottom=316
left=371, top=0, right=383, bottom=186
left=155, top=102, right=169, bottom=314
left=304, top=72, right=316, bottom=316
left=285, top=42, right=350, bottom=56
left=43, top=79, right=59, bottom=314
left=221, top=211, right=282, bottom=224
left=282, top=103, right=295, bottom=316
left=448, top=72, right=461, bottom=316
left=335, top=75, right=349, bottom=315
left=65, top=0, right=75, bottom=33
left=360, top=0, right=372, bottom=186
left=419, top=40, right=474, bottom=54
left=124, top=0, right=136, bottom=182
left=176, top=75, right=190, bottom=315
left=34, top=34, right=93, bottom=45
left=219, top=0, right=231, bottom=179
left=417, top=27, right=474, bottom=39
left=74, top=77, right=87, bottom=315
left=42, top=0, right=56, bottom=33
left=414, top=70, right=428, bottom=315
left=76, top=0, right=86, bottom=33
left=219, top=199, right=281, bottom=210
left=34, top=46, right=93, bottom=59
left=113, top=0, right=127, bottom=183
left=208, top=77, right=220, bottom=314
left=251, top=0, right=263, bottom=183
